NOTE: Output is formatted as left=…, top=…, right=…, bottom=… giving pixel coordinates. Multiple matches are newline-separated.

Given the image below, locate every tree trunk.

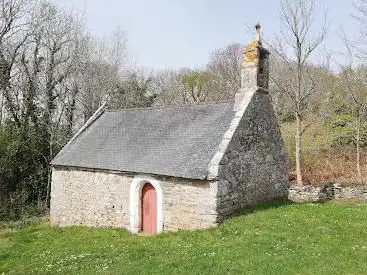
left=295, top=113, right=303, bottom=185
left=356, top=114, right=364, bottom=185
left=0, top=92, right=3, bottom=125
left=66, top=87, right=78, bottom=137
left=46, top=133, right=53, bottom=208
left=46, top=166, right=52, bottom=208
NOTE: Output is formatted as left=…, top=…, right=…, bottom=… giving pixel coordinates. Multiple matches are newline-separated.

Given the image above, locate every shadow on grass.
left=225, top=193, right=351, bottom=221
left=227, top=198, right=295, bottom=219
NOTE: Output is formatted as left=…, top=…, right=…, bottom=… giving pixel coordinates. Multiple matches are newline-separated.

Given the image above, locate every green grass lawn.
left=1, top=201, right=367, bottom=274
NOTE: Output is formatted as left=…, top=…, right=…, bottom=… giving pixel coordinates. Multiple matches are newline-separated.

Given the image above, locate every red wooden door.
left=141, top=183, right=157, bottom=233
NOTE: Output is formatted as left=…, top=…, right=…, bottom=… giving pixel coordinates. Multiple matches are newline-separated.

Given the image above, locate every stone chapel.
left=50, top=25, right=288, bottom=233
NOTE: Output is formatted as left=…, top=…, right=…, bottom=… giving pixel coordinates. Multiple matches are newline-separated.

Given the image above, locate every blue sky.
left=52, top=0, right=359, bottom=70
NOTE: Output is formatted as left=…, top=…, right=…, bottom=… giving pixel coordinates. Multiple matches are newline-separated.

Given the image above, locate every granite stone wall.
left=216, top=90, right=289, bottom=219
left=50, top=167, right=131, bottom=228
left=289, top=184, right=367, bottom=202
left=161, top=178, right=217, bottom=231
left=50, top=167, right=217, bottom=231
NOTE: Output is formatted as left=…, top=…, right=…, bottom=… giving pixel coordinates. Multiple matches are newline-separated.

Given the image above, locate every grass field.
left=1, top=201, right=367, bottom=274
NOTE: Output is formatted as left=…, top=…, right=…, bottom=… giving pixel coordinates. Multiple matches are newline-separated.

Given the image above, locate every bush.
left=330, top=114, right=355, bottom=128
left=278, top=110, right=296, bottom=122
left=0, top=124, right=49, bottom=221
left=328, top=114, right=367, bottom=148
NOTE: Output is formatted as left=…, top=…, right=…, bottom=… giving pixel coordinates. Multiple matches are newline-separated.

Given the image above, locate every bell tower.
left=235, top=23, right=270, bottom=110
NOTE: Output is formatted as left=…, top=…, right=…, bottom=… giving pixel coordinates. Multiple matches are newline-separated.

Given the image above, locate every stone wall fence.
left=288, top=183, right=367, bottom=202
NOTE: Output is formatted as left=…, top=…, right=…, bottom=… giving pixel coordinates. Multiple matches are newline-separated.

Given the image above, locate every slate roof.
left=51, top=103, right=235, bottom=179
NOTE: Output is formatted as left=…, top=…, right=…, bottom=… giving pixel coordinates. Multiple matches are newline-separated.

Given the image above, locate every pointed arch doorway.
left=141, top=183, right=157, bottom=233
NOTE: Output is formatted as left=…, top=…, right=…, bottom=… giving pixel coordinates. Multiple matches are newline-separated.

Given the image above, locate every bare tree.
left=0, top=0, right=132, bottom=215
left=13, top=1, right=88, bottom=205
left=0, top=0, right=30, bottom=125
left=110, top=68, right=154, bottom=108
left=152, top=44, right=241, bottom=107
left=339, top=36, right=367, bottom=185
left=150, top=70, right=176, bottom=105
left=153, top=44, right=241, bottom=107
left=79, top=59, right=120, bottom=119
left=151, top=69, right=189, bottom=107
left=206, top=43, right=241, bottom=102
left=77, top=29, right=128, bottom=121
left=271, top=0, right=327, bottom=185
left=354, top=0, right=367, bottom=60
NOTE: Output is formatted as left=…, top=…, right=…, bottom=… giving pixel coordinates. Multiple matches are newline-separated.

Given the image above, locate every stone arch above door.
left=129, top=176, right=164, bottom=233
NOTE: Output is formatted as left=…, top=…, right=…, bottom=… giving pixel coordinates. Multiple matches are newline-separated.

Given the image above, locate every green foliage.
left=0, top=124, right=50, bottom=221
left=278, top=110, right=296, bottom=122
left=328, top=114, right=367, bottom=148
left=329, top=114, right=355, bottom=128
left=181, top=71, right=210, bottom=103
left=1, top=202, right=367, bottom=274
left=111, top=71, right=156, bottom=109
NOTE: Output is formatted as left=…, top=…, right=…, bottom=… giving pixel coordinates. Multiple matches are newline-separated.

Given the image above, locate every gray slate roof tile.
left=51, top=103, right=235, bottom=179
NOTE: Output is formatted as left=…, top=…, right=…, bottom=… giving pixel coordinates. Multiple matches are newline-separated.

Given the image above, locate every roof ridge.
left=106, top=101, right=234, bottom=112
